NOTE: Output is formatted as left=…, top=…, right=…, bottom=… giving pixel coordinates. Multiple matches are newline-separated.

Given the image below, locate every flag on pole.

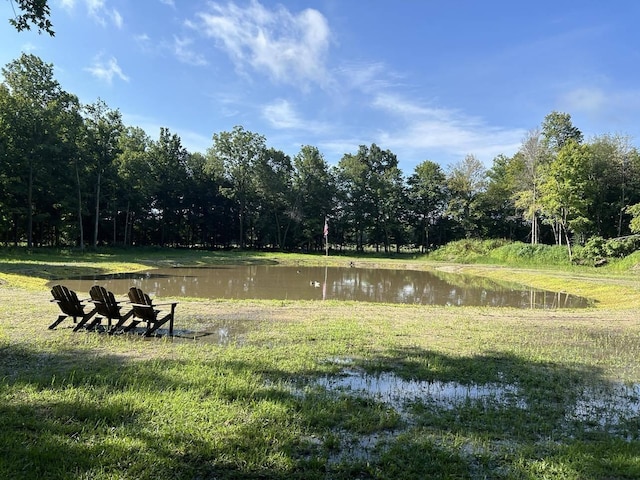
left=323, top=218, right=328, bottom=238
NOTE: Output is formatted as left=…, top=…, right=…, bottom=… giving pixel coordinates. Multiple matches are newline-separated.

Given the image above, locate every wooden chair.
left=49, top=284, right=98, bottom=331
left=89, top=285, right=137, bottom=334
left=127, top=287, right=177, bottom=337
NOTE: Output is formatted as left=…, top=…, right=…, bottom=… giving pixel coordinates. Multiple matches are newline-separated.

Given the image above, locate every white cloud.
left=111, top=9, right=123, bottom=28
left=262, top=99, right=329, bottom=133
left=561, top=86, right=640, bottom=117
left=338, top=62, right=404, bottom=94
left=60, top=0, right=122, bottom=27
left=58, top=0, right=76, bottom=10
left=189, top=0, right=331, bottom=88
left=85, top=55, right=129, bottom=84
left=372, top=93, right=524, bottom=164
left=159, top=0, right=175, bottom=7
left=173, top=36, right=208, bottom=66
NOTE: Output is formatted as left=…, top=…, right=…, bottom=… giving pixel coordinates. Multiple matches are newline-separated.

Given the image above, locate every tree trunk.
left=75, top=158, right=84, bottom=250
left=27, top=159, right=33, bottom=249
left=93, top=169, right=101, bottom=248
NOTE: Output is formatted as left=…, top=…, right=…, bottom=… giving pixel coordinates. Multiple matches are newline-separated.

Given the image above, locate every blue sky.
left=2, top=0, right=640, bottom=173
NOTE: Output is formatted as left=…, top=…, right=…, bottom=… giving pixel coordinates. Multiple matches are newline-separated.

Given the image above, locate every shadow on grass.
left=1, top=340, right=640, bottom=479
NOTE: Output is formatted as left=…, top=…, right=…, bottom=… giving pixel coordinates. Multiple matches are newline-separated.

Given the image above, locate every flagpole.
left=324, top=217, right=329, bottom=257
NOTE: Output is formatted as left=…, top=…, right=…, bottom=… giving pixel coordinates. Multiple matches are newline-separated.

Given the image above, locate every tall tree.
left=292, top=145, right=336, bottom=250
left=446, top=154, right=487, bottom=238
left=207, top=126, right=266, bottom=248
left=483, top=153, right=527, bottom=240
left=254, top=148, right=294, bottom=249
left=0, top=53, right=70, bottom=247
left=407, top=160, right=447, bottom=251
left=147, top=128, right=189, bottom=246
left=539, top=140, right=592, bottom=259
left=541, top=111, right=583, bottom=152
left=513, top=129, right=548, bottom=244
left=82, top=99, right=123, bottom=247
left=115, top=126, right=152, bottom=245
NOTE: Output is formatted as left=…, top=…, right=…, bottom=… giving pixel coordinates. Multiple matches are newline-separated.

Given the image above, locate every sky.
left=2, top=0, right=640, bottom=173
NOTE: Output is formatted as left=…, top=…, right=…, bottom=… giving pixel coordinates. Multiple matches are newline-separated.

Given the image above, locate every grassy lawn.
left=2, top=248, right=640, bottom=479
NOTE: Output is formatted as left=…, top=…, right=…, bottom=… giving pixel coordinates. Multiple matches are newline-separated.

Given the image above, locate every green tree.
left=147, top=127, right=189, bottom=246
left=588, top=134, right=640, bottom=237
left=8, top=0, right=54, bottom=35
left=254, top=148, right=295, bottom=249
left=446, top=154, right=487, bottom=238
left=0, top=53, right=73, bottom=247
left=207, top=126, right=266, bottom=248
left=513, top=129, right=548, bottom=244
left=292, top=145, right=336, bottom=251
left=483, top=153, right=527, bottom=240
left=407, top=160, right=447, bottom=251
left=115, top=126, right=152, bottom=245
left=81, top=99, right=123, bottom=247
left=541, top=111, right=583, bottom=152
left=539, top=140, right=592, bottom=259
left=336, top=144, right=401, bottom=252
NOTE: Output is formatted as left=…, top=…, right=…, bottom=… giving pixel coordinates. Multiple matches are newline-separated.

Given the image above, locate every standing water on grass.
left=52, top=265, right=590, bottom=308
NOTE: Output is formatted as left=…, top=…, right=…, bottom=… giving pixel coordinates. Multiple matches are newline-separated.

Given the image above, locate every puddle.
left=307, top=363, right=640, bottom=429
left=172, top=319, right=258, bottom=346
left=311, top=368, right=526, bottom=411
left=565, top=382, right=640, bottom=428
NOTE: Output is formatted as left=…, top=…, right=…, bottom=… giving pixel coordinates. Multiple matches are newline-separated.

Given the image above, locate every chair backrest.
left=90, top=285, right=120, bottom=317
left=128, top=287, right=155, bottom=321
left=51, top=285, right=85, bottom=316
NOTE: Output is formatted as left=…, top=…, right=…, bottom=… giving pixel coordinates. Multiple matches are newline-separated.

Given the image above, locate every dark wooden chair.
left=127, top=287, right=177, bottom=337
left=89, top=285, right=137, bottom=334
left=49, top=284, right=98, bottom=331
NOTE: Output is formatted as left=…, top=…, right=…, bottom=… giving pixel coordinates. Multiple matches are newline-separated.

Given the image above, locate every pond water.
left=51, top=265, right=590, bottom=308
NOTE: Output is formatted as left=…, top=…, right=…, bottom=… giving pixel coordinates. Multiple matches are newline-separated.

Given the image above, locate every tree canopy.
left=7, top=0, right=54, bottom=36
left=2, top=53, right=640, bottom=255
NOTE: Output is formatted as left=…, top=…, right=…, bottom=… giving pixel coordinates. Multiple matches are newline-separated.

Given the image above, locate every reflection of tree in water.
left=327, top=268, right=589, bottom=308
left=51, top=266, right=590, bottom=308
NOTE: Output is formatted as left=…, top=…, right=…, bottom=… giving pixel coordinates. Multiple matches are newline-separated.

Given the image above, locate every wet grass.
left=2, top=248, right=640, bottom=478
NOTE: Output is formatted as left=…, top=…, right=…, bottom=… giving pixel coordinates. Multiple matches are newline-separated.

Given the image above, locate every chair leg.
left=72, top=310, right=98, bottom=332
left=48, top=315, right=67, bottom=330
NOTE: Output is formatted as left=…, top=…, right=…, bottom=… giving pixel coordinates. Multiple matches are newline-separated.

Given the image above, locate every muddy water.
left=51, top=265, right=590, bottom=308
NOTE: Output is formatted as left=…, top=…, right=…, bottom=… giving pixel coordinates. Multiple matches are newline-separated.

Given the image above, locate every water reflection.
left=313, top=368, right=527, bottom=411
left=51, top=265, right=590, bottom=308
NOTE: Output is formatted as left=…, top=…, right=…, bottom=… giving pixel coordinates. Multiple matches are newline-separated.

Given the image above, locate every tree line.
left=2, top=53, right=640, bottom=255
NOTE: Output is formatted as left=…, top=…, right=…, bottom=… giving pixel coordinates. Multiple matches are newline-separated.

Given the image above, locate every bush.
left=427, top=239, right=510, bottom=262
left=576, top=235, right=640, bottom=264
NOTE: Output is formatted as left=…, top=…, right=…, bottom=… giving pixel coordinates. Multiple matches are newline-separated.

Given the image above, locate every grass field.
left=2, top=248, right=640, bottom=479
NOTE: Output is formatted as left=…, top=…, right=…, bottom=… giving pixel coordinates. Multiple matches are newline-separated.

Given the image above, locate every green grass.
left=2, top=246, right=640, bottom=478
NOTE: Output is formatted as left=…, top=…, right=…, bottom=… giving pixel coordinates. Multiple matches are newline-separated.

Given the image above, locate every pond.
left=50, top=265, right=591, bottom=309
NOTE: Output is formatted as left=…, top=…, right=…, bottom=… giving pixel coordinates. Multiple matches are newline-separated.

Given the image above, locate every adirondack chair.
left=89, top=285, right=138, bottom=334
left=127, top=287, right=177, bottom=337
left=49, top=284, right=98, bottom=331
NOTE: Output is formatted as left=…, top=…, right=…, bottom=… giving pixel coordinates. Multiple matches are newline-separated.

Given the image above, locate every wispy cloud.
left=173, top=36, right=208, bottom=66
left=85, top=55, right=129, bottom=84
left=262, top=99, right=329, bottom=133
left=372, top=93, right=525, bottom=164
left=559, top=86, right=640, bottom=126
left=60, top=0, right=122, bottom=27
left=188, top=0, right=332, bottom=88
left=159, top=0, right=175, bottom=7
left=337, top=62, right=405, bottom=94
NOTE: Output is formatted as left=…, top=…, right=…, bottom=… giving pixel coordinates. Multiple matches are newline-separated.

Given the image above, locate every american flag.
left=323, top=219, right=328, bottom=237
